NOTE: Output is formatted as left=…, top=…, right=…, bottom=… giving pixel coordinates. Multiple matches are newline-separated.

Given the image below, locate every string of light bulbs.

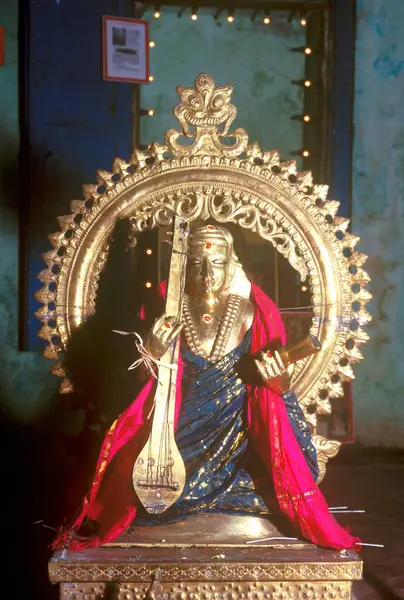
left=141, top=8, right=312, bottom=125
left=150, top=5, right=311, bottom=25
left=291, top=49, right=314, bottom=158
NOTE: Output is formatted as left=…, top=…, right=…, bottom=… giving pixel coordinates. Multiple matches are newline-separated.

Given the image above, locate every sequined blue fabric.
left=283, top=391, right=319, bottom=481
left=134, top=331, right=318, bottom=526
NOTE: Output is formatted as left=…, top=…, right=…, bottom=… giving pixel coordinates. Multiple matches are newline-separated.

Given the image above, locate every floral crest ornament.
left=161, top=73, right=249, bottom=157
left=36, top=73, right=371, bottom=480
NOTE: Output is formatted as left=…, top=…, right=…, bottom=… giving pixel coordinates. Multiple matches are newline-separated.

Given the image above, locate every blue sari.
left=135, top=330, right=318, bottom=525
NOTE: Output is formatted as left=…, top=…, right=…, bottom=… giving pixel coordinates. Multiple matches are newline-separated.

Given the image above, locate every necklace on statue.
left=201, top=312, right=214, bottom=327
left=183, top=294, right=242, bottom=361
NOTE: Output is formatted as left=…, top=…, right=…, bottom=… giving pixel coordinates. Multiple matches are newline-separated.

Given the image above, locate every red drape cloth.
left=55, top=283, right=360, bottom=551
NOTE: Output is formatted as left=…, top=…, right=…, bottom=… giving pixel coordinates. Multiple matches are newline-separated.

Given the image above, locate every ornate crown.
left=189, top=225, right=233, bottom=248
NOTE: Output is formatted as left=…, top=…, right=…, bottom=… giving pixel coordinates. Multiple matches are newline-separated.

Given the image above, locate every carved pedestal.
left=49, top=515, right=362, bottom=600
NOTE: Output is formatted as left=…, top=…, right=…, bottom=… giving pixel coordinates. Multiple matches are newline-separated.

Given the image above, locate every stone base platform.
left=49, top=514, right=362, bottom=600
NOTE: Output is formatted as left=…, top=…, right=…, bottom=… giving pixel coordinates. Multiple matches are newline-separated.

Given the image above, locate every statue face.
left=186, top=241, right=230, bottom=297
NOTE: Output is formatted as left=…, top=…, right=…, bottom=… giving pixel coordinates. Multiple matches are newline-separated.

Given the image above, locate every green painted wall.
left=351, top=0, right=404, bottom=446
left=0, top=0, right=57, bottom=423
left=141, top=8, right=305, bottom=161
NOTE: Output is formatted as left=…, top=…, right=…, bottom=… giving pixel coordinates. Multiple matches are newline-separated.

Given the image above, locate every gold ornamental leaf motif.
left=175, top=74, right=236, bottom=134
left=36, top=74, right=371, bottom=477
left=43, top=343, right=60, bottom=360
left=50, top=360, right=66, bottom=378
left=312, top=435, right=341, bottom=483
left=165, top=74, right=248, bottom=157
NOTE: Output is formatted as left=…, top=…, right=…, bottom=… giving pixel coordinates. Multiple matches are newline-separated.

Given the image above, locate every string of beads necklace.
left=182, top=294, right=242, bottom=361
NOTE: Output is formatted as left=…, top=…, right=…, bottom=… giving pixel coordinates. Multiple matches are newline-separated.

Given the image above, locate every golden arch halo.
left=36, top=74, right=371, bottom=481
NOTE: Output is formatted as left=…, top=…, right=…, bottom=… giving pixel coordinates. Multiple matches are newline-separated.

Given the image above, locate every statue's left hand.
left=254, top=350, right=294, bottom=395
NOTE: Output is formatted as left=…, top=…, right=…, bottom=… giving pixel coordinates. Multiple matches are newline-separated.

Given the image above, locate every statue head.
left=186, top=224, right=241, bottom=298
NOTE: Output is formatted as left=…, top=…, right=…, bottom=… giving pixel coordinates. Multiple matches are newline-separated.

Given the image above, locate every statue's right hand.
left=145, top=315, right=183, bottom=360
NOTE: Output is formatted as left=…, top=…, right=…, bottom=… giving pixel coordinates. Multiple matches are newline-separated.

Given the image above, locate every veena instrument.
left=132, top=216, right=189, bottom=514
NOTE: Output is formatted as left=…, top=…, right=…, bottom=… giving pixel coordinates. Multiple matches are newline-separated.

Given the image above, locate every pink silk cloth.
left=55, top=283, right=360, bottom=551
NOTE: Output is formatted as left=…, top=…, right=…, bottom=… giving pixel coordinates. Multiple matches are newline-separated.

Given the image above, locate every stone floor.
left=4, top=440, right=404, bottom=600
left=320, top=459, right=404, bottom=600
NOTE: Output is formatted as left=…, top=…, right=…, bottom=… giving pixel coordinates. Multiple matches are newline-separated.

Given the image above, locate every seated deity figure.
left=55, top=224, right=359, bottom=551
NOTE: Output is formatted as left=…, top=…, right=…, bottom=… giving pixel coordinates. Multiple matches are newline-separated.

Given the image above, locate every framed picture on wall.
left=102, top=16, right=149, bottom=83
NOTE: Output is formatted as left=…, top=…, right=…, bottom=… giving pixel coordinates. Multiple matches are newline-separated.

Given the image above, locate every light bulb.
left=304, top=80, right=312, bottom=87
left=300, top=18, right=307, bottom=26
left=227, top=15, right=234, bottom=22
left=302, top=150, right=310, bottom=157
left=303, top=114, right=311, bottom=122
left=263, top=17, right=271, bottom=24
left=305, top=47, right=312, bottom=55
left=149, top=41, right=156, bottom=48
left=148, top=75, right=154, bottom=82
left=146, top=249, right=153, bottom=255
left=301, top=285, right=308, bottom=292
left=191, top=13, right=197, bottom=20
left=145, top=281, right=152, bottom=288
left=154, top=11, right=160, bottom=19
left=147, top=109, right=155, bottom=116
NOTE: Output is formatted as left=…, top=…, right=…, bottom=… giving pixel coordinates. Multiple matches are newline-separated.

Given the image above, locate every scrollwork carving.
left=130, top=192, right=308, bottom=281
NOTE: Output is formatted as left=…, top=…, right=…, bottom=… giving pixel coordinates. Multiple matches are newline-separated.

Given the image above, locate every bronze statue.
left=36, top=75, right=370, bottom=558
left=47, top=222, right=358, bottom=552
